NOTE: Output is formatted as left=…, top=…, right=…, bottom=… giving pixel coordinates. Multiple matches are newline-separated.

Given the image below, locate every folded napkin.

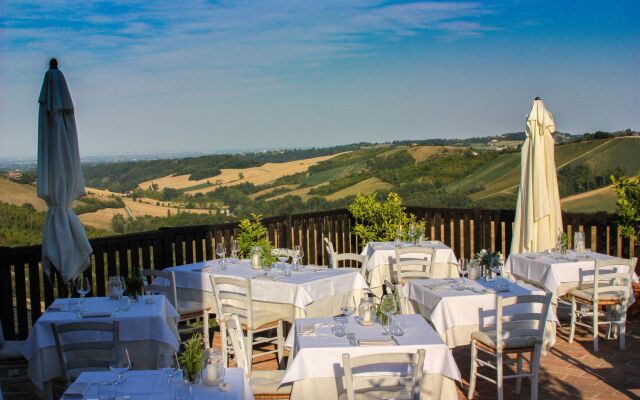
left=299, top=324, right=315, bottom=336
left=63, top=382, right=92, bottom=398
left=79, top=311, right=112, bottom=318
left=483, top=288, right=510, bottom=294
left=357, top=338, right=397, bottom=346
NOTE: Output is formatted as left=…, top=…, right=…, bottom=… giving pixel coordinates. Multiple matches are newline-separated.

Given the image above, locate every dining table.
left=159, top=259, right=370, bottom=323
left=504, top=250, right=638, bottom=301
left=61, top=368, right=254, bottom=400
left=360, top=241, right=459, bottom=297
left=282, top=314, right=460, bottom=400
left=23, top=295, right=180, bottom=399
left=403, top=278, right=557, bottom=350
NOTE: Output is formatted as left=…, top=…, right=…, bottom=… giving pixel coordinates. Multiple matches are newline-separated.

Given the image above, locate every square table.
left=403, top=278, right=557, bottom=349
left=504, top=250, right=638, bottom=300
left=161, top=260, right=370, bottom=322
left=23, top=295, right=180, bottom=398
left=62, top=369, right=254, bottom=400
left=361, top=241, right=459, bottom=297
left=282, top=314, right=460, bottom=400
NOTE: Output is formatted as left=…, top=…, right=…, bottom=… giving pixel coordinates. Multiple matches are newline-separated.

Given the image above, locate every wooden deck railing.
left=0, top=207, right=634, bottom=340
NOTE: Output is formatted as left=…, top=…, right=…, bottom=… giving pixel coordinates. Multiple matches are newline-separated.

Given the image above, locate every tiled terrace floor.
left=3, top=319, right=639, bottom=399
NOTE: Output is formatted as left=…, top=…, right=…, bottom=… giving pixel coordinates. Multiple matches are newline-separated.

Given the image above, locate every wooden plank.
left=184, top=234, right=194, bottom=264
left=14, top=261, right=28, bottom=339
left=175, top=235, right=184, bottom=266
left=0, top=252, right=15, bottom=340
left=94, top=245, right=106, bottom=296
left=107, top=243, right=118, bottom=277
left=205, top=231, right=214, bottom=261
left=141, top=238, right=152, bottom=268
left=443, top=210, right=452, bottom=250
left=195, top=233, right=204, bottom=262
left=118, top=242, right=130, bottom=277
left=28, top=255, right=42, bottom=325
left=463, top=212, right=472, bottom=260
left=130, top=240, right=140, bottom=271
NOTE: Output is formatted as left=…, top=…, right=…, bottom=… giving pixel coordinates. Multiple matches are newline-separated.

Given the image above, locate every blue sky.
left=1, top=0, right=638, bottom=158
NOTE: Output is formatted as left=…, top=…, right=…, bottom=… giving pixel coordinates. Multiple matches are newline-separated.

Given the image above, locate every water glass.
left=574, top=231, right=585, bottom=252
left=98, top=381, right=116, bottom=400
left=118, top=296, right=131, bottom=311
left=331, top=323, right=347, bottom=337
left=174, top=384, right=192, bottom=400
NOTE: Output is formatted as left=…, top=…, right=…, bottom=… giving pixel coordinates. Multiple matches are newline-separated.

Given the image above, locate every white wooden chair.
left=51, top=321, right=120, bottom=386
left=568, top=257, right=636, bottom=352
left=340, top=349, right=426, bottom=400
left=393, top=246, right=435, bottom=284
left=324, top=238, right=368, bottom=278
left=141, top=269, right=211, bottom=348
left=468, top=292, right=552, bottom=400
left=226, top=315, right=291, bottom=399
left=209, top=275, right=285, bottom=371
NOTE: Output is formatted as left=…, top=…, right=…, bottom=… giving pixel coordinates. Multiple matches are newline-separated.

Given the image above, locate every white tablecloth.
left=24, top=296, right=180, bottom=393
left=403, top=278, right=557, bottom=349
left=504, top=251, right=638, bottom=298
left=283, top=315, right=460, bottom=399
left=162, top=261, right=370, bottom=320
left=361, top=241, right=459, bottom=296
left=63, top=369, right=253, bottom=400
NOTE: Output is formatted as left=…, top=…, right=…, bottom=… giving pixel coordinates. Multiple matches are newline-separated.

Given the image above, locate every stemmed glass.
left=110, top=347, right=131, bottom=386
left=261, top=261, right=272, bottom=276
left=230, top=240, right=240, bottom=264
left=293, top=245, right=304, bottom=271
left=277, top=250, right=290, bottom=270
left=408, top=224, right=417, bottom=244
left=75, top=277, right=91, bottom=311
left=380, top=295, right=398, bottom=337
left=489, top=257, right=502, bottom=285
left=216, top=243, right=226, bottom=270
left=158, top=351, right=180, bottom=384
left=340, top=297, right=356, bottom=321
left=395, top=225, right=404, bottom=246
left=457, top=259, right=469, bottom=278
left=555, top=229, right=564, bottom=259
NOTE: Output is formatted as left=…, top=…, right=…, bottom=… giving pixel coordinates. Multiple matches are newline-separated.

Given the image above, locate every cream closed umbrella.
left=37, top=59, right=92, bottom=283
left=510, top=97, right=563, bottom=254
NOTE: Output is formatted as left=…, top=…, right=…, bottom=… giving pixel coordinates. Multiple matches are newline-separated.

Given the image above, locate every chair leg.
left=530, top=347, right=541, bottom=400
left=606, top=307, right=613, bottom=340
left=246, top=328, right=254, bottom=373
left=203, top=311, right=210, bottom=349
left=620, top=307, right=627, bottom=351
left=219, top=320, right=228, bottom=367
left=515, top=353, right=523, bottom=394
left=496, top=350, right=504, bottom=400
left=569, top=296, right=576, bottom=343
left=277, top=320, right=285, bottom=366
left=593, top=302, right=599, bottom=352
left=468, top=340, right=478, bottom=399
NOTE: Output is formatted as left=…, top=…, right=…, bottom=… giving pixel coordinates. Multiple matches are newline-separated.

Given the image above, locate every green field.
left=561, top=186, right=618, bottom=213
left=325, top=177, right=394, bottom=201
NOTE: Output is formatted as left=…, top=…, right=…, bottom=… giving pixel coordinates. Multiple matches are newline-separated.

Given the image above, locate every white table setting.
left=361, top=240, right=459, bottom=297
left=403, top=277, right=557, bottom=350
left=61, top=368, right=254, bottom=400
left=23, top=295, right=180, bottom=397
left=504, top=249, right=638, bottom=300
left=282, top=314, right=460, bottom=399
left=159, top=259, right=370, bottom=322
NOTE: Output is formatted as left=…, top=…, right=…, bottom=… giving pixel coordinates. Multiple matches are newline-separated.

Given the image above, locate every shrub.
left=236, top=213, right=276, bottom=265
left=612, top=176, right=640, bottom=240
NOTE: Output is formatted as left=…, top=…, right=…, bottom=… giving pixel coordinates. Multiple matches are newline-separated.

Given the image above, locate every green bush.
left=236, top=213, right=276, bottom=265
left=612, top=175, right=640, bottom=240
left=348, top=192, right=425, bottom=248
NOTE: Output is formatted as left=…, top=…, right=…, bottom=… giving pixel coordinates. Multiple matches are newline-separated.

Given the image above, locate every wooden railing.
left=0, top=207, right=634, bottom=340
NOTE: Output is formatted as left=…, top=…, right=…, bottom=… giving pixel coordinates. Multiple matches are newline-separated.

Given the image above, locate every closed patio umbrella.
left=510, top=97, right=563, bottom=254
left=37, top=59, right=92, bottom=283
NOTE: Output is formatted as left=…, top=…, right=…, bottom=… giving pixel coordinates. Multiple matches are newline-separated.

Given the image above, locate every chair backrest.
left=494, top=292, right=552, bottom=350
left=592, top=257, right=636, bottom=304
left=140, top=269, right=178, bottom=310
left=393, top=246, right=435, bottom=283
left=209, top=275, right=252, bottom=326
left=226, top=315, right=250, bottom=373
left=324, top=238, right=337, bottom=268
left=341, top=349, right=425, bottom=400
left=51, top=321, right=120, bottom=384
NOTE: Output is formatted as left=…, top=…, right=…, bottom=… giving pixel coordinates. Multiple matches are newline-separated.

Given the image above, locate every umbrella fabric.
left=511, top=99, right=563, bottom=254
left=37, top=68, right=92, bottom=283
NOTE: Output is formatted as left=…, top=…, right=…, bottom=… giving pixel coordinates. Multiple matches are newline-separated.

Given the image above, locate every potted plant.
left=475, top=249, right=502, bottom=279
left=178, top=333, right=205, bottom=384
left=612, top=176, right=640, bottom=318
left=237, top=213, right=276, bottom=266
left=124, top=276, right=144, bottom=301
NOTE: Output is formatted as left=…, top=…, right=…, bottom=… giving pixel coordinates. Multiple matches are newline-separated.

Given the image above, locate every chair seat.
left=338, top=386, right=413, bottom=400
left=471, top=329, right=537, bottom=350
left=0, top=341, right=26, bottom=361
left=570, top=288, right=625, bottom=303
left=177, top=300, right=209, bottom=318
left=250, top=370, right=292, bottom=395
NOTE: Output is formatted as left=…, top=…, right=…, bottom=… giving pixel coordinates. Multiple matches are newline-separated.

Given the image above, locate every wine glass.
left=276, top=249, right=290, bottom=269
left=261, top=261, right=272, bottom=276
left=110, top=347, right=131, bottom=385
left=340, top=297, right=356, bottom=320
left=574, top=231, right=585, bottom=253
left=395, top=225, right=404, bottom=246
left=408, top=224, right=417, bottom=244
left=158, top=351, right=179, bottom=384
left=75, top=277, right=91, bottom=311
left=294, top=245, right=304, bottom=270
left=216, top=243, right=226, bottom=270
left=380, top=295, right=398, bottom=336
left=489, top=257, right=502, bottom=284
left=457, top=259, right=469, bottom=278
left=555, top=229, right=564, bottom=258
left=230, top=240, right=240, bottom=263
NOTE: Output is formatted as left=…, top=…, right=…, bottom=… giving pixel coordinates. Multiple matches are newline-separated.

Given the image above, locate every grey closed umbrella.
left=37, top=59, right=92, bottom=283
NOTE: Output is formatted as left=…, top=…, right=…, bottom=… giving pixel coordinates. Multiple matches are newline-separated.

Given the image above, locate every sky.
left=0, top=0, right=639, bottom=159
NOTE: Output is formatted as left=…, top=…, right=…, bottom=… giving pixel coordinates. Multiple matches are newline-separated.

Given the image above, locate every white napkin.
left=63, top=382, right=91, bottom=398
